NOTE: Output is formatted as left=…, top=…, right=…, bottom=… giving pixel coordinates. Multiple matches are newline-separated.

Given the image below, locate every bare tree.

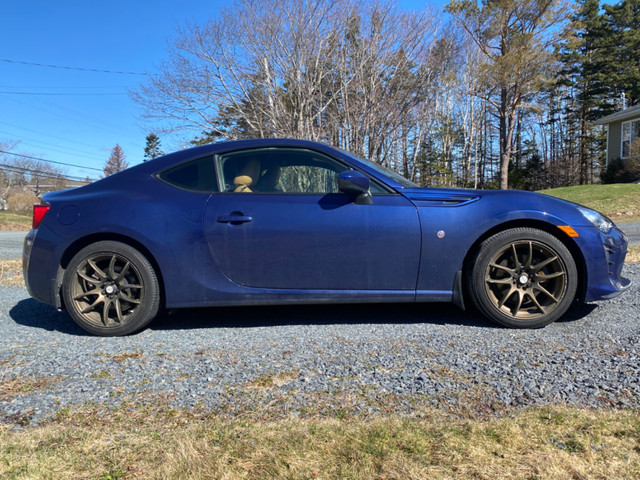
left=446, top=0, right=570, bottom=189
left=103, top=144, right=129, bottom=177
left=132, top=0, right=447, bottom=170
left=0, top=141, right=67, bottom=198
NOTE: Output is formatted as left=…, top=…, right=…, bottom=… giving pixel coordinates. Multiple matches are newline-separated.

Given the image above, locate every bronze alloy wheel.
left=468, top=228, right=578, bottom=328
left=63, top=241, right=160, bottom=336
left=484, top=240, right=567, bottom=319
left=70, top=252, right=144, bottom=327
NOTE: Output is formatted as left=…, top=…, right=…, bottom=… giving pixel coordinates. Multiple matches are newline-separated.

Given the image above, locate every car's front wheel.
left=467, top=228, right=578, bottom=328
left=62, top=241, right=160, bottom=336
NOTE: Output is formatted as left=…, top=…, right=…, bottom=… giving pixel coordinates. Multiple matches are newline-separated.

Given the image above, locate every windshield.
left=339, top=148, right=419, bottom=188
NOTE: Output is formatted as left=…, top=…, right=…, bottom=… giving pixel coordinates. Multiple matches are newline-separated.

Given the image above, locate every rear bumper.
left=23, top=227, right=63, bottom=308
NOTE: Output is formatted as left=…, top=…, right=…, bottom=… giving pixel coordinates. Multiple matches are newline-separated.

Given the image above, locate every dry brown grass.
left=627, top=245, right=640, bottom=263
left=0, top=375, right=62, bottom=402
left=0, top=211, right=31, bottom=231
left=0, top=258, right=24, bottom=286
left=0, top=404, right=638, bottom=479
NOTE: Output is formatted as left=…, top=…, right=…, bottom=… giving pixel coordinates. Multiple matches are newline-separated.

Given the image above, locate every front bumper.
left=577, top=225, right=631, bottom=302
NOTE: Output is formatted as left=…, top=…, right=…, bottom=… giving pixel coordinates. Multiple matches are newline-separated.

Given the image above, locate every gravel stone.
left=1, top=264, right=638, bottom=425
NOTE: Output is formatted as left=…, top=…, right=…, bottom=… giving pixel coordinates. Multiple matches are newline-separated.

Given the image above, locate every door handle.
left=216, top=214, right=253, bottom=224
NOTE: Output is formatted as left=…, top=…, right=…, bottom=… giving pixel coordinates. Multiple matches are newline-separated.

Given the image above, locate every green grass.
left=0, top=403, right=638, bottom=479
left=539, top=183, right=640, bottom=222
left=0, top=211, right=31, bottom=231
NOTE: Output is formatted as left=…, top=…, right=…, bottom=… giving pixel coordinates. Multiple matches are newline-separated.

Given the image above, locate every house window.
left=621, top=119, right=640, bottom=158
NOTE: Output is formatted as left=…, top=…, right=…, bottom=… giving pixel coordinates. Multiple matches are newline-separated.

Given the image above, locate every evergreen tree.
left=143, top=134, right=164, bottom=161
left=103, top=144, right=129, bottom=177
left=604, top=0, right=640, bottom=105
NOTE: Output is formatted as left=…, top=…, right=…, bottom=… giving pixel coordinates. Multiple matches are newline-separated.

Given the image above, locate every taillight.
left=33, top=204, right=50, bottom=229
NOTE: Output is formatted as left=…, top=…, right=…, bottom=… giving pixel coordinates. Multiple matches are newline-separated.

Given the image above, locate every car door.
left=203, top=147, right=421, bottom=290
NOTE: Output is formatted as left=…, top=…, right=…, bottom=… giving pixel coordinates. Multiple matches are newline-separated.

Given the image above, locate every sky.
left=1, top=0, right=438, bottom=181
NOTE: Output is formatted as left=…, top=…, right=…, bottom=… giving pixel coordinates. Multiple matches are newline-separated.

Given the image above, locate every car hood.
left=398, top=186, right=602, bottom=227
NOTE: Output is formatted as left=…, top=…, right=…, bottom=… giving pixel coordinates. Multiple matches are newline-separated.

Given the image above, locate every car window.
left=217, top=148, right=387, bottom=194
left=157, top=156, right=218, bottom=192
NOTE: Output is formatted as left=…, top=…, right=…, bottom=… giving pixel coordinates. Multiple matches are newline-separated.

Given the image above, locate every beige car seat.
left=233, top=159, right=260, bottom=192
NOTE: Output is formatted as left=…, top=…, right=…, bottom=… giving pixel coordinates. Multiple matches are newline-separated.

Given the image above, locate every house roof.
left=593, top=103, right=640, bottom=125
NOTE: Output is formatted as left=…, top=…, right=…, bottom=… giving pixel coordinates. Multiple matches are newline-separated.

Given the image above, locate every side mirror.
left=338, top=170, right=373, bottom=205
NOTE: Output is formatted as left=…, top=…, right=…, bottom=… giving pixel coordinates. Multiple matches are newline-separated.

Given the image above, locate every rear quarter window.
left=157, top=156, right=218, bottom=192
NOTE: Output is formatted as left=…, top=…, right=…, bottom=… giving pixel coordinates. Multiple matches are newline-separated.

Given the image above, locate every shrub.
left=603, top=139, right=640, bottom=184
left=7, top=192, right=39, bottom=216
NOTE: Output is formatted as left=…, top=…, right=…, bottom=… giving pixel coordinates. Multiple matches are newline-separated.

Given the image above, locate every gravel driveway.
left=1, top=264, right=638, bottom=425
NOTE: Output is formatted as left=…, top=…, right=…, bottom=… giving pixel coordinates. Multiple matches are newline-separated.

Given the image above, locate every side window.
left=217, top=148, right=388, bottom=194
left=157, top=156, right=218, bottom=192
left=218, top=148, right=347, bottom=194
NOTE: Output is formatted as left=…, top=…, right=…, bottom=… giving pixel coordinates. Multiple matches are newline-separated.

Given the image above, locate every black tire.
left=62, top=241, right=160, bottom=336
left=467, top=228, right=577, bottom=329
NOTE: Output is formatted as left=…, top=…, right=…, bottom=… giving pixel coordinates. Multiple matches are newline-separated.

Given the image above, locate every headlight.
left=578, top=207, right=613, bottom=233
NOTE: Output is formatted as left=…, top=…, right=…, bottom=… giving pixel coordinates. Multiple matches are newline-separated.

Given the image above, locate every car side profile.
left=23, top=139, right=630, bottom=336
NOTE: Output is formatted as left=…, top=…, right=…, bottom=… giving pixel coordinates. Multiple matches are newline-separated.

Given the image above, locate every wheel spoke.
left=114, top=299, right=124, bottom=324
left=537, top=271, right=565, bottom=280
left=489, top=262, right=514, bottom=275
left=116, top=261, right=131, bottom=282
left=532, top=255, right=559, bottom=273
left=510, top=290, right=524, bottom=316
left=533, top=284, right=558, bottom=304
left=73, top=287, right=102, bottom=300
left=510, top=243, right=521, bottom=269
left=527, top=292, right=549, bottom=315
left=108, top=255, right=118, bottom=280
left=487, top=277, right=512, bottom=285
left=102, top=298, right=112, bottom=325
left=87, top=259, right=107, bottom=280
left=523, top=241, right=533, bottom=268
left=77, top=271, right=99, bottom=285
left=498, top=286, right=517, bottom=308
left=81, top=295, right=105, bottom=314
left=119, top=291, right=141, bottom=304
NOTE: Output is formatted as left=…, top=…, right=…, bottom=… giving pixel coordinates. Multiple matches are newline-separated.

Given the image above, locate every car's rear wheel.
left=62, top=241, right=160, bottom=336
left=467, top=228, right=577, bottom=328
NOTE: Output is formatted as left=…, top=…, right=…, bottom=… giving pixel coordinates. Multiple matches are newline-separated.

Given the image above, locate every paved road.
left=619, top=221, right=640, bottom=246
left=0, top=231, right=26, bottom=259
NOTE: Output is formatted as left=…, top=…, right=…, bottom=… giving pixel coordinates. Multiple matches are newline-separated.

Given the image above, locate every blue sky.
left=1, top=0, right=439, bottom=180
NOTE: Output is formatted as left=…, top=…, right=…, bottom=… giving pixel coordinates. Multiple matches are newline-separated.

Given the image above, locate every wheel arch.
left=56, top=233, right=166, bottom=309
left=461, top=219, right=588, bottom=302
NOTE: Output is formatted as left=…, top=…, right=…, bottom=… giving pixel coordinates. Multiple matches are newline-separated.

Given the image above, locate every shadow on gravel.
left=150, top=302, right=499, bottom=331
left=9, top=298, right=597, bottom=336
left=9, top=299, right=87, bottom=336
left=556, top=301, right=599, bottom=323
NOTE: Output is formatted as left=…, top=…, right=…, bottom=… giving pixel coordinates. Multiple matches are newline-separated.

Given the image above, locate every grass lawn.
left=539, top=183, right=640, bottom=223
left=0, top=211, right=31, bottom=231
left=0, top=402, right=638, bottom=480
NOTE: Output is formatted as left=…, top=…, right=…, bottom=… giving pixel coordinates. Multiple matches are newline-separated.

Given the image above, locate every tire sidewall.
left=62, top=241, right=160, bottom=336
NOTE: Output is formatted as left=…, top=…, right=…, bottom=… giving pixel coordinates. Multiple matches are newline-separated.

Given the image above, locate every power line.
left=0, top=90, right=143, bottom=144
left=0, top=163, right=93, bottom=183
left=0, top=58, right=148, bottom=76
left=0, top=128, right=106, bottom=163
left=0, top=150, right=103, bottom=172
left=0, top=91, right=126, bottom=96
left=0, top=120, right=119, bottom=156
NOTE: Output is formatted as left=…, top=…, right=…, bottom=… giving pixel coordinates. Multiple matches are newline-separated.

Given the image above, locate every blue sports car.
left=23, top=139, right=630, bottom=336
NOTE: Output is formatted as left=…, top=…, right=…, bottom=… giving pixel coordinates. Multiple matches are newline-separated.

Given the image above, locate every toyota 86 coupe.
left=23, top=139, right=631, bottom=336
